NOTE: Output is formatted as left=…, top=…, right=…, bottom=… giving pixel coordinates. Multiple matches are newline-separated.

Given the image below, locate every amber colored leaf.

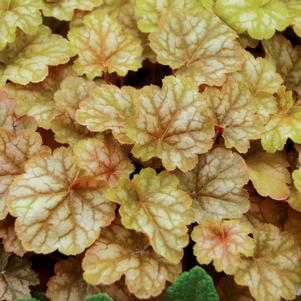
left=7, top=147, right=116, bottom=255
left=234, top=224, right=301, bottom=301
left=260, top=198, right=288, bottom=227
left=177, top=147, right=249, bottom=222
left=263, top=34, right=301, bottom=95
left=107, top=168, right=192, bottom=263
left=0, top=250, right=39, bottom=301
left=0, top=0, right=43, bottom=50
left=0, top=25, right=71, bottom=87
left=50, top=114, right=91, bottom=146
left=261, top=86, right=301, bottom=152
left=231, top=52, right=282, bottom=123
left=135, top=0, right=201, bottom=33
left=54, top=75, right=97, bottom=119
left=191, top=220, right=255, bottom=275
left=0, top=216, right=25, bottom=257
left=287, top=186, right=301, bottom=212
left=42, top=0, right=102, bottom=21
left=2, top=65, right=75, bottom=129
left=149, top=8, right=244, bottom=86
left=126, top=75, right=214, bottom=171
left=76, top=84, right=137, bottom=144
left=203, top=79, right=263, bottom=153
left=0, top=129, right=45, bottom=220
left=68, top=10, right=143, bottom=79
left=74, top=137, right=133, bottom=186
left=241, top=196, right=265, bottom=229
left=46, top=258, right=101, bottom=301
left=217, top=276, right=255, bottom=301
left=246, top=151, right=291, bottom=200
left=0, top=91, right=37, bottom=132
left=284, top=208, right=301, bottom=249
left=82, top=224, right=181, bottom=299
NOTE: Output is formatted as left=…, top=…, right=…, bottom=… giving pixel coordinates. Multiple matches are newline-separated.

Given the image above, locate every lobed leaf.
left=191, top=220, right=255, bottom=275
left=176, top=147, right=249, bottom=222
left=68, top=10, right=143, bottom=79
left=135, top=0, right=201, bottom=33
left=261, top=86, right=301, bottom=152
left=215, top=0, right=289, bottom=39
left=246, top=151, right=291, bottom=200
left=2, top=65, right=75, bottom=129
left=82, top=224, right=181, bottom=299
left=0, top=250, right=39, bottom=301
left=203, top=79, right=263, bottom=153
left=74, top=137, right=133, bottom=186
left=76, top=84, right=137, bottom=144
left=42, top=0, right=103, bottom=21
left=149, top=8, right=244, bottom=86
left=0, top=129, right=45, bottom=220
left=7, top=147, right=116, bottom=255
left=0, top=0, right=43, bottom=50
left=231, top=52, right=282, bottom=123
left=263, top=34, right=301, bottom=95
left=0, top=25, right=71, bottom=87
left=234, top=224, right=301, bottom=301
left=126, top=75, right=214, bottom=171
left=0, top=216, right=25, bottom=257
left=106, top=168, right=193, bottom=264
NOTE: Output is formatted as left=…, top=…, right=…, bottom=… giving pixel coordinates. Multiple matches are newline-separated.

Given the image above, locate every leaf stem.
left=103, top=72, right=110, bottom=84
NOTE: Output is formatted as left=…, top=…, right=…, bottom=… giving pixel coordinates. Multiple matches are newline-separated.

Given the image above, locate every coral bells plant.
left=1, top=0, right=301, bottom=301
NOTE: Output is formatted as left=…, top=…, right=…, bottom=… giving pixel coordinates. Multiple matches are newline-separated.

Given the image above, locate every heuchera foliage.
left=1, top=1, right=301, bottom=301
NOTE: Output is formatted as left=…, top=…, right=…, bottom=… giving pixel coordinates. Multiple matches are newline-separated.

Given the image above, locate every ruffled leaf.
left=42, top=0, right=103, bottom=21
left=215, top=0, right=289, bottom=39
left=135, top=0, right=201, bottom=33
left=126, top=75, right=214, bottom=171
left=284, top=208, right=301, bottom=249
left=106, top=168, right=192, bottom=263
left=68, top=10, right=143, bottom=79
left=2, top=65, right=75, bottom=129
left=46, top=258, right=101, bottom=301
left=0, top=251, right=39, bottom=301
left=7, top=147, right=116, bottom=255
left=203, top=79, right=263, bottom=153
left=82, top=224, right=181, bottom=299
left=0, top=129, right=45, bottom=220
left=0, top=0, right=43, bottom=50
left=73, top=137, right=133, bottom=186
left=51, top=75, right=98, bottom=145
left=176, top=147, right=249, bottom=222
left=0, top=25, right=71, bottom=87
left=191, top=220, right=255, bottom=275
left=246, top=151, right=291, bottom=200
left=261, top=86, right=301, bottom=152
left=231, top=52, right=282, bottom=123
left=0, top=216, right=25, bottom=257
left=263, top=34, right=301, bottom=95
left=286, top=0, right=301, bottom=37
left=76, top=84, right=137, bottom=144
left=287, top=186, right=301, bottom=212
left=234, top=224, right=301, bottom=301
left=149, top=8, right=244, bottom=86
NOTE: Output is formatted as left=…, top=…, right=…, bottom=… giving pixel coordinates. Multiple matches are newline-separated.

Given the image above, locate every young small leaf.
left=163, top=266, right=219, bottom=301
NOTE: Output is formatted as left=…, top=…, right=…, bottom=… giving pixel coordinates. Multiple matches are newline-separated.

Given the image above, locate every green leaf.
left=163, top=266, right=219, bottom=301
left=84, top=294, right=113, bottom=301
